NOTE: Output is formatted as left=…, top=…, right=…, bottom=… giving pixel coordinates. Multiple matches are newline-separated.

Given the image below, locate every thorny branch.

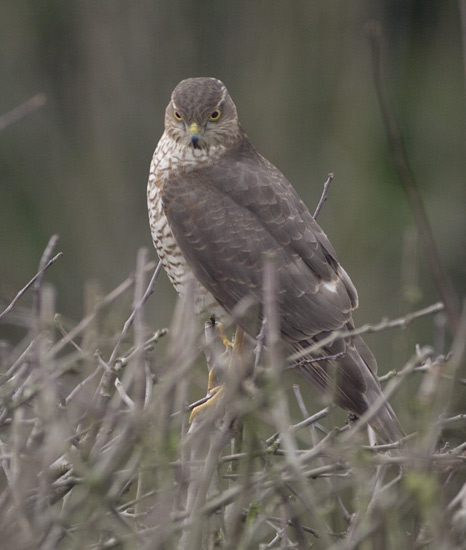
left=0, top=242, right=464, bottom=549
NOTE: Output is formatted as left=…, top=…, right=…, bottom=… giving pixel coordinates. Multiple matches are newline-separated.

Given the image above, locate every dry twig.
left=366, top=22, right=459, bottom=332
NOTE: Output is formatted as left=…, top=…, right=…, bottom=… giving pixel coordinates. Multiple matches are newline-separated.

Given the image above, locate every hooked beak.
left=189, top=122, right=201, bottom=149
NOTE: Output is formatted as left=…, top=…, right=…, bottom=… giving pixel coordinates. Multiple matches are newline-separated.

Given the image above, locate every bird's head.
left=164, top=77, right=241, bottom=150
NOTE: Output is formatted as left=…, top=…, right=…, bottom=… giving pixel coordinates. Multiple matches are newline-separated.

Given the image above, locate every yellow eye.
left=208, top=109, right=221, bottom=121
left=174, top=111, right=182, bottom=121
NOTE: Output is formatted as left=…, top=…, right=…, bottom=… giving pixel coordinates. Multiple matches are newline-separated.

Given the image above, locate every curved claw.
left=215, top=321, right=234, bottom=349
left=189, top=385, right=224, bottom=422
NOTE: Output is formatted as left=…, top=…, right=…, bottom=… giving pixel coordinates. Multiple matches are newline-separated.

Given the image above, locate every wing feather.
left=162, top=137, right=357, bottom=342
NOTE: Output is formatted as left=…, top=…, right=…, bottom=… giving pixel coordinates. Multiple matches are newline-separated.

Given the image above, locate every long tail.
left=361, top=368, right=405, bottom=444
left=294, top=336, right=405, bottom=444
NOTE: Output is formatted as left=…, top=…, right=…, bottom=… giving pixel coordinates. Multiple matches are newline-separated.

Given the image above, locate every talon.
left=189, top=385, right=224, bottom=422
left=215, top=321, right=234, bottom=349
left=189, top=326, right=245, bottom=423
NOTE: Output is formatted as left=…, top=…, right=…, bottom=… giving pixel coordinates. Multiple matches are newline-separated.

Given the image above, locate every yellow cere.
left=189, top=122, right=200, bottom=135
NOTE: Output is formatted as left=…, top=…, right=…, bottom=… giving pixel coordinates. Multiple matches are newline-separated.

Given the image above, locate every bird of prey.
left=147, top=77, right=404, bottom=443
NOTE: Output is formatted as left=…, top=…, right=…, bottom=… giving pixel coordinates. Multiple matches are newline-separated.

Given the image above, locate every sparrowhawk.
left=147, top=77, right=403, bottom=443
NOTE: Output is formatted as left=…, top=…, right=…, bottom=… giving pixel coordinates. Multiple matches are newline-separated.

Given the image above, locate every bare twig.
left=313, top=173, right=334, bottom=219
left=262, top=255, right=335, bottom=548
left=266, top=406, right=332, bottom=447
left=0, top=246, right=463, bottom=549
left=289, top=301, right=444, bottom=364
left=108, top=259, right=162, bottom=366
left=0, top=247, right=63, bottom=321
left=48, top=260, right=158, bottom=358
left=366, top=22, right=459, bottom=332
left=0, top=93, right=47, bottom=131
left=340, top=346, right=433, bottom=444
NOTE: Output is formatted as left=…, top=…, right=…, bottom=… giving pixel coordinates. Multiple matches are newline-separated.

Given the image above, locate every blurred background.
left=1, top=1, right=465, bottom=379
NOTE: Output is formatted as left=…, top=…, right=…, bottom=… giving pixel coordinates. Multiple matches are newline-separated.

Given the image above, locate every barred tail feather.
left=295, top=340, right=405, bottom=444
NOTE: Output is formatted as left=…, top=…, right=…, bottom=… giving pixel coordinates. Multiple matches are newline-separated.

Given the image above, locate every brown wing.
left=162, top=136, right=357, bottom=342
left=162, top=135, right=405, bottom=442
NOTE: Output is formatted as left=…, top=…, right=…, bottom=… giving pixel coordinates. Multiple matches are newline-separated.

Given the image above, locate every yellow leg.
left=207, top=366, right=217, bottom=393
left=189, top=385, right=224, bottom=422
left=215, top=321, right=235, bottom=349
left=231, top=326, right=244, bottom=364
left=189, top=326, right=244, bottom=423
